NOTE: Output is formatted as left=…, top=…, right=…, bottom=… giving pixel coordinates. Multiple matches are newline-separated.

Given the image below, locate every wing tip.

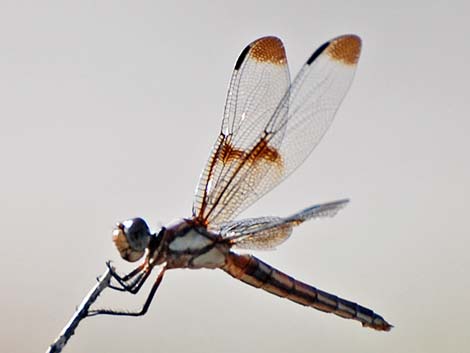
left=234, top=43, right=251, bottom=70
left=249, top=36, right=286, bottom=65
left=307, top=41, right=330, bottom=65
left=307, top=34, right=362, bottom=66
left=235, top=36, right=287, bottom=70
left=326, top=198, right=350, bottom=209
left=327, top=34, right=362, bottom=65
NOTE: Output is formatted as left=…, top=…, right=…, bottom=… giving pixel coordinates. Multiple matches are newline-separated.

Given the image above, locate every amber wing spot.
left=220, top=138, right=283, bottom=170
left=327, top=35, right=362, bottom=65
left=220, top=141, right=245, bottom=163
left=250, top=37, right=287, bottom=65
left=246, top=136, right=284, bottom=171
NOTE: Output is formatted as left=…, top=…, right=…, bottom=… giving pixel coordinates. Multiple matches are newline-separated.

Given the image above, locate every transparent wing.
left=221, top=199, right=349, bottom=250
left=192, top=36, right=290, bottom=225
left=193, top=35, right=361, bottom=227
left=220, top=216, right=290, bottom=250
left=283, top=199, right=349, bottom=223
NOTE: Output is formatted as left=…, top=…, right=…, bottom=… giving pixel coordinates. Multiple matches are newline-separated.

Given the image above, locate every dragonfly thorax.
left=152, top=219, right=229, bottom=269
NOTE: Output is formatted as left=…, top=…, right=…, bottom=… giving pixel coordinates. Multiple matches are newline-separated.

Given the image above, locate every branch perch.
left=45, top=266, right=112, bottom=353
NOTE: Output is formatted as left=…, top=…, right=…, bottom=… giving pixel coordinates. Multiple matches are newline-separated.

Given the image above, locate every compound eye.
left=113, top=218, right=151, bottom=262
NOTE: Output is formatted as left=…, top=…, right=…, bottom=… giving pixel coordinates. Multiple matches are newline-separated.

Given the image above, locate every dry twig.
left=45, top=267, right=112, bottom=353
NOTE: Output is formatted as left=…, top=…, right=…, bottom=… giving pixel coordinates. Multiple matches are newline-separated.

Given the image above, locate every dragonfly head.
left=113, top=218, right=152, bottom=262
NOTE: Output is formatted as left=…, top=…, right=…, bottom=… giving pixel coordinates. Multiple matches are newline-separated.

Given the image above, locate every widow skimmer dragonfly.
left=88, top=34, right=392, bottom=331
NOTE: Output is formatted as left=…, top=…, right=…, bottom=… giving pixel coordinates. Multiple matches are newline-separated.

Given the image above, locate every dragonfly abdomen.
left=222, top=252, right=392, bottom=331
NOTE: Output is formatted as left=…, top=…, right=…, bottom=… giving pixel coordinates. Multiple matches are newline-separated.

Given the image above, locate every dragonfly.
left=88, top=34, right=392, bottom=331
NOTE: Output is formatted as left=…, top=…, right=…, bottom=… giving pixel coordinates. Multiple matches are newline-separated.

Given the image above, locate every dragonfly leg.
left=106, top=261, right=147, bottom=293
left=87, top=267, right=166, bottom=317
left=124, top=268, right=153, bottom=294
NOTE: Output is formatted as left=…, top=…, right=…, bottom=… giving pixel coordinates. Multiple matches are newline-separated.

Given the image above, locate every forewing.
left=193, top=36, right=290, bottom=225
left=194, top=35, right=361, bottom=227
left=277, top=36, right=361, bottom=179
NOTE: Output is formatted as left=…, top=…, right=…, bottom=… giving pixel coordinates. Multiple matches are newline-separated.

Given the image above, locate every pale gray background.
left=1, top=1, right=469, bottom=352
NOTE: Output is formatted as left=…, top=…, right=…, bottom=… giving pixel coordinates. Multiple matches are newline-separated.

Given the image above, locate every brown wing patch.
left=220, top=137, right=283, bottom=169
left=220, top=140, right=244, bottom=163
left=250, top=36, right=287, bottom=65
left=198, top=134, right=284, bottom=224
left=326, top=35, right=361, bottom=65
left=249, top=136, right=283, bottom=168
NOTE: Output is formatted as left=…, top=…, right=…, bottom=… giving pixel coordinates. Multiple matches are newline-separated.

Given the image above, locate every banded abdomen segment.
left=222, top=252, right=392, bottom=331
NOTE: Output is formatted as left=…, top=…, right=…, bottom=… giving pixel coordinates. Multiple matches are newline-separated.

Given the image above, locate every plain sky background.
left=1, top=1, right=469, bottom=352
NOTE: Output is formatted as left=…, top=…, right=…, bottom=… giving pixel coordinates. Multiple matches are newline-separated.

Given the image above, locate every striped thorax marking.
left=192, top=247, right=226, bottom=268
left=169, top=229, right=213, bottom=252
left=165, top=221, right=228, bottom=269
